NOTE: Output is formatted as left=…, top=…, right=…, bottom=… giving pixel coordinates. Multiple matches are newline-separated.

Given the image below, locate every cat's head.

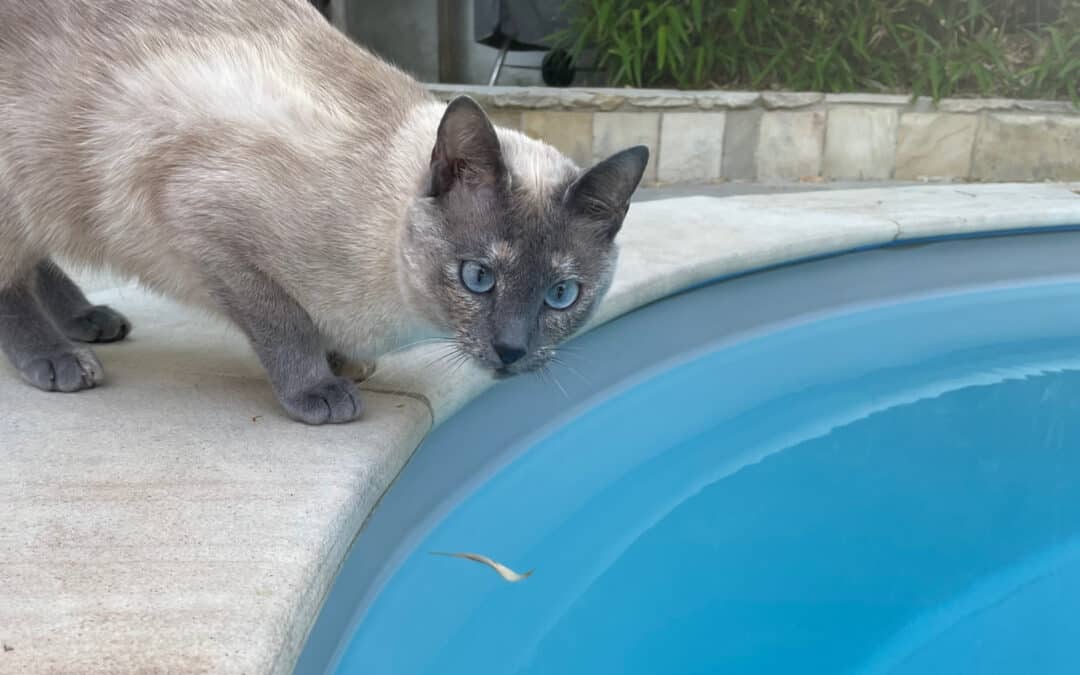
left=403, top=96, right=648, bottom=376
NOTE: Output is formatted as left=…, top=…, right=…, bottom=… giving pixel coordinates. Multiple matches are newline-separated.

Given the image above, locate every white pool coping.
left=2, top=183, right=1079, bottom=674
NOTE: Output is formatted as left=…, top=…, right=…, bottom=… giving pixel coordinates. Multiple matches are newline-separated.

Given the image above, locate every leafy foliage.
left=551, top=0, right=1080, bottom=101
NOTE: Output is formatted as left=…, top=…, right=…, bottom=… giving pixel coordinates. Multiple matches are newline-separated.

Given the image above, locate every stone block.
left=938, top=98, right=1078, bottom=114
left=658, top=112, right=725, bottom=183
left=518, top=89, right=625, bottom=111
left=593, top=112, right=660, bottom=182
left=972, top=114, right=1080, bottom=181
left=761, top=92, right=824, bottom=109
left=755, top=111, right=826, bottom=180
left=721, top=109, right=762, bottom=180
left=825, top=93, right=911, bottom=106
left=624, top=90, right=698, bottom=108
left=907, top=97, right=938, bottom=113
left=694, top=91, right=761, bottom=110
left=895, top=113, right=978, bottom=180
left=487, top=111, right=522, bottom=131
left=521, top=111, right=593, bottom=166
left=823, top=107, right=899, bottom=180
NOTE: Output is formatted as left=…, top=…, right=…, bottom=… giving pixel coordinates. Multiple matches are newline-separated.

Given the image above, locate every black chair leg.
left=487, top=37, right=511, bottom=86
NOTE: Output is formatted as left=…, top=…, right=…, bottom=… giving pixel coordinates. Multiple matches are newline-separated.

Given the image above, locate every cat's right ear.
left=428, top=96, right=506, bottom=197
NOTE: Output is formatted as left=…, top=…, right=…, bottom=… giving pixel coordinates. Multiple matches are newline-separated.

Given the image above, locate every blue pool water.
left=335, top=281, right=1080, bottom=675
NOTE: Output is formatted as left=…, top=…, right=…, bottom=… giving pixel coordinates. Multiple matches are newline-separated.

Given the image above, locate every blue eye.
left=545, top=279, right=579, bottom=309
left=461, top=261, right=495, bottom=293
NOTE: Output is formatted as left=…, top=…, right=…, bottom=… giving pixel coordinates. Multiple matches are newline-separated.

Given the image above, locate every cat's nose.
left=493, top=342, right=526, bottom=366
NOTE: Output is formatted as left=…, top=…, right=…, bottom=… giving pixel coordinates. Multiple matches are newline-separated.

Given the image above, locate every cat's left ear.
left=565, top=145, right=649, bottom=241
left=429, top=96, right=506, bottom=197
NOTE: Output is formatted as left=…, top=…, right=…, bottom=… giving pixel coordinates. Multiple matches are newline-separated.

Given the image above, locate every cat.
left=0, top=0, right=648, bottom=424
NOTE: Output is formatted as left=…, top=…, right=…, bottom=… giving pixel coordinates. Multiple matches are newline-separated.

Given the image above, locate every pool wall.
left=297, top=217, right=1080, bottom=671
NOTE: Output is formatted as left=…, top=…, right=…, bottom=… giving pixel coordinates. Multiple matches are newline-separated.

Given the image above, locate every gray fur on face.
left=402, top=97, right=648, bottom=375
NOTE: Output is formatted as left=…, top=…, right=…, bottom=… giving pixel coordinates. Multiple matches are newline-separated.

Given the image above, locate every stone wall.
left=427, top=84, right=1080, bottom=184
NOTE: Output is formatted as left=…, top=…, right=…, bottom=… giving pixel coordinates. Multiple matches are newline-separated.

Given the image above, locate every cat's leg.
left=34, top=259, right=131, bottom=343
left=211, top=266, right=363, bottom=425
left=0, top=266, right=105, bottom=392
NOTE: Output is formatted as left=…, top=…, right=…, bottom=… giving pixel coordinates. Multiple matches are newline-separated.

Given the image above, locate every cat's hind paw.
left=62, top=305, right=131, bottom=343
left=326, top=351, right=377, bottom=382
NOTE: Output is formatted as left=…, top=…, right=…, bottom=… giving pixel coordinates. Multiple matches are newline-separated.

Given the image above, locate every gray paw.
left=19, top=347, right=104, bottom=393
left=63, top=306, right=131, bottom=343
left=282, top=376, right=363, bottom=424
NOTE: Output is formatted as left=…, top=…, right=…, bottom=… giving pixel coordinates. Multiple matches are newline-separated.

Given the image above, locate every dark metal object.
left=474, top=0, right=572, bottom=85
left=487, top=37, right=512, bottom=86
left=541, top=47, right=575, bottom=87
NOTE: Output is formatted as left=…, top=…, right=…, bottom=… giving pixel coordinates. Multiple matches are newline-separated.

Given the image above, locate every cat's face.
left=404, top=97, right=648, bottom=376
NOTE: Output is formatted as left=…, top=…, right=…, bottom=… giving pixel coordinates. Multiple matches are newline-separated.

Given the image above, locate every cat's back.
left=0, top=0, right=427, bottom=234
left=2, top=0, right=425, bottom=116
left=1, top=1, right=319, bottom=88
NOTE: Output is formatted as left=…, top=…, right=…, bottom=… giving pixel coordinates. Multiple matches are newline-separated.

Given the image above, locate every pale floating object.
left=430, top=551, right=534, bottom=583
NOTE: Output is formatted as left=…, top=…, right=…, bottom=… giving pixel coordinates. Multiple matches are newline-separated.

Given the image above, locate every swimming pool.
left=298, top=230, right=1080, bottom=675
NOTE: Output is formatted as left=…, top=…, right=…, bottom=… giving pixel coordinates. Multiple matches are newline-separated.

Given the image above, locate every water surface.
left=337, top=281, right=1080, bottom=675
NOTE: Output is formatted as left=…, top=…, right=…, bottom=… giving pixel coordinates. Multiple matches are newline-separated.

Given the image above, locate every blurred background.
left=318, top=0, right=1078, bottom=101
left=314, top=0, right=555, bottom=86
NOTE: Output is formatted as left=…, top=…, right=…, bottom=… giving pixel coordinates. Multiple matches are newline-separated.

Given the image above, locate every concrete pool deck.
left=3, top=183, right=1080, bottom=674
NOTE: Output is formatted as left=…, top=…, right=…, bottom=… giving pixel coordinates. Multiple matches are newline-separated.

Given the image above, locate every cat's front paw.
left=62, top=305, right=131, bottom=343
left=19, top=347, right=104, bottom=393
left=281, top=376, right=363, bottom=424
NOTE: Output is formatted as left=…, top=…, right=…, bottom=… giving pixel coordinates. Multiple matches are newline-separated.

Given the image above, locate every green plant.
left=550, top=0, right=1080, bottom=102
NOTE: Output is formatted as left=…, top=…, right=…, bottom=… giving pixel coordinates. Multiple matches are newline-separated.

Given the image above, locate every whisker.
left=553, top=347, right=589, bottom=364
left=530, top=370, right=545, bottom=387
left=533, top=365, right=548, bottom=384
left=419, top=344, right=462, bottom=370
left=552, top=356, right=592, bottom=385
left=532, top=362, right=568, bottom=399
left=450, top=354, right=471, bottom=375
left=416, top=345, right=464, bottom=371
left=423, top=352, right=470, bottom=374
left=436, top=347, right=472, bottom=376
left=385, top=336, right=457, bottom=357
left=544, top=366, right=570, bottom=399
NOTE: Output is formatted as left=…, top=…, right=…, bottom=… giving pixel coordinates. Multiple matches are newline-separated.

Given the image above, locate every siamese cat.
left=0, top=0, right=648, bottom=424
